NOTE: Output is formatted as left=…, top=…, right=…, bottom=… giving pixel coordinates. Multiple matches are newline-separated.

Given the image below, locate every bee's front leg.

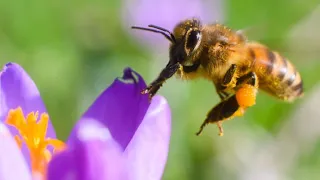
left=196, top=71, right=258, bottom=136
left=142, top=63, right=180, bottom=100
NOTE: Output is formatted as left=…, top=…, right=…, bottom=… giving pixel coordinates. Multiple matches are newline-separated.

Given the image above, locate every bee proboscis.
left=132, top=18, right=303, bottom=136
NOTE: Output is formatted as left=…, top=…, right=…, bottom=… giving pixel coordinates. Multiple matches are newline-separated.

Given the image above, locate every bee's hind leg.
left=196, top=72, right=258, bottom=136
left=195, top=95, right=242, bottom=136
left=216, top=85, right=230, bottom=100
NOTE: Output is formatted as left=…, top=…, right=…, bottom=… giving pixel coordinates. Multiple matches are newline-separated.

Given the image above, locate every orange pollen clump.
left=5, top=107, right=66, bottom=179
left=236, top=85, right=257, bottom=108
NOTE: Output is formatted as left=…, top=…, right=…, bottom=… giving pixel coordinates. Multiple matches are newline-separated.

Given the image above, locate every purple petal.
left=68, top=68, right=149, bottom=150
left=0, top=62, right=56, bottom=168
left=0, top=122, right=32, bottom=180
left=124, top=95, right=171, bottom=180
left=47, top=119, right=127, bottom=180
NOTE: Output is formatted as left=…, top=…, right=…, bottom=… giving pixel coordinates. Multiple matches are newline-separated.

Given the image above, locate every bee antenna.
left=131, top=26, right=175, bottom=43
left=148, top=25, right=176, bottom=43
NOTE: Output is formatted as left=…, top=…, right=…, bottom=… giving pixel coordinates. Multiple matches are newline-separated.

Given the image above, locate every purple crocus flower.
left=0, top=62, right=171, bottom=180
left=122, top=0, right=224, bottom=48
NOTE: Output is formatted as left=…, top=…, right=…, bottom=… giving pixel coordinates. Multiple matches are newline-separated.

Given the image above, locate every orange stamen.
left=5, top=107, right=66, bottom=179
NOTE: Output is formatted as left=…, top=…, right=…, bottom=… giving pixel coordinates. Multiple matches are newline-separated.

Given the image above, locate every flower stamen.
left=5, top=107, right=66, bottom=178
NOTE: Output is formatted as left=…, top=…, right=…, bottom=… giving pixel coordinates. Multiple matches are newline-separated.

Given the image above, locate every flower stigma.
left=5, top=107, right=66, bottom=178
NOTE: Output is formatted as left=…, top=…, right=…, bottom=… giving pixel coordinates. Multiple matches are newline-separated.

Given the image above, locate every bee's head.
left=131, top=18, right=202, bottom=65
left=172, top=18, right=202, bottom=57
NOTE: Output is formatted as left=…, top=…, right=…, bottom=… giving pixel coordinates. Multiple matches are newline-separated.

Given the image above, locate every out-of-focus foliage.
left=1, top=0, right=320, bottom=179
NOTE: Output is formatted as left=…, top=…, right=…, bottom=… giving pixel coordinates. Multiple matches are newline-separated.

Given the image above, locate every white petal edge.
left=124, top=95, right=171, bottom=180
left=0, top=123, right=32, bottom=180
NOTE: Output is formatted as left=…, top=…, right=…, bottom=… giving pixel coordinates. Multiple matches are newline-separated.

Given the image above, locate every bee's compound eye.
left=186, top=30, right=201, bottom=51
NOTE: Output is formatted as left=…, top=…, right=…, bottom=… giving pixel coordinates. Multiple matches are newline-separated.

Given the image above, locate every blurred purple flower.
left=0, top=62, right=171, bottom=180
left=122, top=0, right=224, bottom=48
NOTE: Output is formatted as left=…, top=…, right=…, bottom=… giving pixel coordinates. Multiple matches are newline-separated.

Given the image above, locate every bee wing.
left=235, top=23, right=269, bottom=42
left=238, top=23, right=320, bottom=63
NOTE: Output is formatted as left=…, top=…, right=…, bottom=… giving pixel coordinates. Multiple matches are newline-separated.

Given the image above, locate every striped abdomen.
left=248, top=43, right=303, bottom=102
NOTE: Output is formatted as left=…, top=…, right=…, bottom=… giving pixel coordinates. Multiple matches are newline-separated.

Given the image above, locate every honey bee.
left=132, top=18, right=303, bottom=136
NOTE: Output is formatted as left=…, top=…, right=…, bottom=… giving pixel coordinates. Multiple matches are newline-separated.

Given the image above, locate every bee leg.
left=196, top=72, right=258, bottom=136
left=216, top=89, right=229, bottom=100
left=222, top=64, right=237, bottom=87
left=216, top=121, right=224, bottom=136
left=142, top=63, right=180, bottom=100
left=195, top=95, right=240, bottom=136
left=214, top=64, right=237, bottom=100
left=236, top=71, right=257, bottom=87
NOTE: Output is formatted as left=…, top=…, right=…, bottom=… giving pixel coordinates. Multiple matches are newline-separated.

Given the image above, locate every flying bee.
left=131, top=18, right=304, bottom=136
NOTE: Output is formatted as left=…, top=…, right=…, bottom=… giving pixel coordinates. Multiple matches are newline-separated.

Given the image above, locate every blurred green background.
left=1, top=0, right=320, bottom=179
